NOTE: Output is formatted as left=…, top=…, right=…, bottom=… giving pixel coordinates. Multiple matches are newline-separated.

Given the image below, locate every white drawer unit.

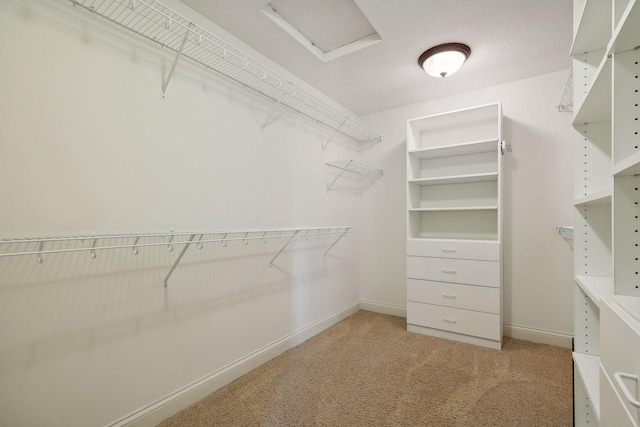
left=407, top=301, right=500, bottom=341
left=407, top=279, right=500, bottom=314
left=406, top=103, right=503, bottom=350
left=407, top=256, right=499, bottom=287
left=407, top=238, right=500, bottom=261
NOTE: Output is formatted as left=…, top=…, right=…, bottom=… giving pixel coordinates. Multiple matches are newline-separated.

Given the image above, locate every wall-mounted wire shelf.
left=0, top=226, right=353, bottom=286
left=325, top=160, right=384, bottom=191
left=69, top=0, right=381, bottom=144
left=557, top=226, right=574, bottom=246
left=557, top=69, right=573, bottom=113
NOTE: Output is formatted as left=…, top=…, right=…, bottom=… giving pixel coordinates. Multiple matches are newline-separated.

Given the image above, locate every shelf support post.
left=327, top=160, right=353, bottom=191
left=163, top=233, right=196, bottom=287
left=161, top=24, right=192, bottom=97
left=261, top=92, right=286, bottom=131
left=322, top=118, right=347, bottom=150
left=269, top=229, right=300, bottom=266
left=325, top=228, right=349, bottom=256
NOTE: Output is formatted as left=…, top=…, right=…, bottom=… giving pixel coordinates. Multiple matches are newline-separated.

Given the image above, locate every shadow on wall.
left=0, top=237, right=353, bottom=370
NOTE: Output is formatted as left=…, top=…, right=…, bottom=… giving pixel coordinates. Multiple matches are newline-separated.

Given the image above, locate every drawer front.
left=601, top=299, right=640, bottom=425
left=600, top=367, right=639, bottom=427
left=407, top=256, right=500, bottom=287
left=407, top=279, right=500, bottom=314
left=407, top=239, right=500, bottom=261
left=407, top=301, right=501, bottom=341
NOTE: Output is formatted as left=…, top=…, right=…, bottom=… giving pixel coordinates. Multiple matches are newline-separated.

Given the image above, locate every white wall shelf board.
left=573, top=352, right=602, bottom=422
left=408, top=139, right=498, bottom=160
left=574, top=188, right=613, bottom=205
left=572, top=55, right=611, bottom=125
left=407, top=104, right=499, bottom=133
left=608, top=0, right=640, bottom=54
left=571, top=0, right=613, bottom=55
left=614, top=152, right=640, bottom=176
left=575, top=275, right=614, bottom=308
left=614, top=295, right=640, bottom=325
left=408, top=172, right=498, bottom=186
left=408, top=206, right=498, bottom=212
left=70, top=0, right=381, bottom=144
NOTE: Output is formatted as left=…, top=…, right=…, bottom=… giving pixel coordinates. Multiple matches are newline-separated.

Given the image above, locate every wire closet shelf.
left=556, top=226, right=573, bottom=246
left=69, top=0, right=381, bottom=144
left=325, top=160, right=384, bottom=190
left=0, top=226, right=353, bottom=286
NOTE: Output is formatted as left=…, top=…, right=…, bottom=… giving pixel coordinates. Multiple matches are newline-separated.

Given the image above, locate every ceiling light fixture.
left=418, top=43, right=471, bottom=78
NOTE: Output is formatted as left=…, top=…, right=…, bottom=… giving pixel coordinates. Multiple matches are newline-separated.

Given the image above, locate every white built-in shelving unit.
left=572, top=0, right=640, bottom=425
left=405, top=103, right=503, bottom=350
left=69, top=0, right=381, bottom=145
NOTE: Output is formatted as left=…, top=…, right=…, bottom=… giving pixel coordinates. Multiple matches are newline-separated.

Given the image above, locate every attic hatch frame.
left=69, top=0, right=382, bottom=146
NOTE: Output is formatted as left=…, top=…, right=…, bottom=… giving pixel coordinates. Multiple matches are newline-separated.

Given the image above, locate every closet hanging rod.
left=0, top=227, right=353, bottom=259
left=69, top=0, right=382, bottom=144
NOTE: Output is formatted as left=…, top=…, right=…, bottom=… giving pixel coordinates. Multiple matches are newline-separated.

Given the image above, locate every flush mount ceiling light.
left=418, top=43, right=471, bottom=78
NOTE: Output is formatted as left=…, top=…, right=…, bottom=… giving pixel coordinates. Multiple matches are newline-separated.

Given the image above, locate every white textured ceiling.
left=180, top=0, right=572, bottom=116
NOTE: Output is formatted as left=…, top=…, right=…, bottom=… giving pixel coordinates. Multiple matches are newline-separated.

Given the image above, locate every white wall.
left=356, top=70, right=575, bottom=340
left=0, top=1, right=369, bottom=426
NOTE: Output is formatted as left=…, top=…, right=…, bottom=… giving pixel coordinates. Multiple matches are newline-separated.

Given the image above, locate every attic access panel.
left=262, top=0, right=382, bottom=62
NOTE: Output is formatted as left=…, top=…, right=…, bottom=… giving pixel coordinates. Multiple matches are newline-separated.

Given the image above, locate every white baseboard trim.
left=359, top=300, right=407, bottom=318
left=111, top=301, right=361, bottom=427
left=504, top=324, right=572, bottom=349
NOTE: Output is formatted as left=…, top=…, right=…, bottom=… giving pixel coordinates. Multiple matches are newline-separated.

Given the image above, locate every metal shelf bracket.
left=161, top=23, right=192, bottom=97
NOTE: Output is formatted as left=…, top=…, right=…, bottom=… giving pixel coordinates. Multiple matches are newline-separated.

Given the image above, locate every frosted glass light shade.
left=418, top=43, right=471, bottom=78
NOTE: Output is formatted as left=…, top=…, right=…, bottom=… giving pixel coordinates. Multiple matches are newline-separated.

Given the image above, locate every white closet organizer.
left=406, top=102, right=503, bottom=350
left=0, top=226, right=352, bottom=286
left=572, top=0, right=640, bottom=425
left=69, top=0, right=381, bottom=145
left=324, top=160, right=384, bottom=191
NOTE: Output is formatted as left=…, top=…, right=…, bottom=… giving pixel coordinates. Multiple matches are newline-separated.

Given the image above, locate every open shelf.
left=575, top=275, right=614, bottom=308
left=573, top=352, right=602, bottom=422
left=409, top=206, right=498, bottom=212
left=613, top=176, right=640, bottom=297
left=614, top=295, right=640, bottom=324
left=408, top=209, right=498, bottom=241
left=571, top=0, right=612, bottom=56
left=613, top=151, right=640, bottom=176
left=408, top=139, right=498, bottom=159
left=574, top=188, right=613, bottom=206
left=408, top=172, right=498, bottom=186
left=71, top=0, right=381, bottom=144
left=608, top=0, right=640, bottom=54
left=572, top=55, right=611, bottom=125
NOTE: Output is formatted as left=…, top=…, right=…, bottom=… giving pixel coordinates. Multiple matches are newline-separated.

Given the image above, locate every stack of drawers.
left=406, top=239, right=502, bottom=350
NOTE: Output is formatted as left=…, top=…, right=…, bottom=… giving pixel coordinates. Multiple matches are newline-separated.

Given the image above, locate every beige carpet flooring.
left=159, top=310, right=573, bottom=426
